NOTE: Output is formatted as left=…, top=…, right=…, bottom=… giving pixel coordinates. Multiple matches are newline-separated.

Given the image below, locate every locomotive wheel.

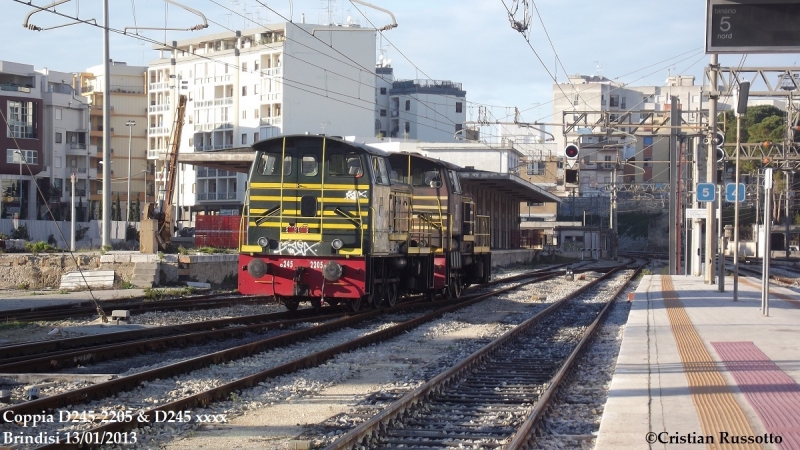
left=425, top=290, right=437, bottom=302
left=346, top=296, right=363, bottom=313
left=326, top=299, right=340, bottom=307
left=447, top=279, right=463, bottom=299
left=283, top=299, right=300, bottom=312
left=384, top=282, right=398, bottom=307
left=372, top=283, right=385, bottom=308
left=310, top=298, right=322, bottom=312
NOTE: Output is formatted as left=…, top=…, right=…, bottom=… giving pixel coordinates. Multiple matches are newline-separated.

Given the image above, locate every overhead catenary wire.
left=15, top=0, right=462, bottom=138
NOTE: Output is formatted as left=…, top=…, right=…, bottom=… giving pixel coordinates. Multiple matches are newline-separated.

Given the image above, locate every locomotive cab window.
left=372, top=156, right=390, bottom=185
left=424, top=170, right=442, bottom=188
left=448, top=170, right=462, bottom=193
left=329, top=153, right=363, bottom=177
left=257, top=153, right=288, bottom=176
left=301, top=155, right=318, bottom=176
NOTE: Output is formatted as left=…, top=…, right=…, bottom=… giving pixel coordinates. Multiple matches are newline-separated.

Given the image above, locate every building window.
left=254, top=109, right=259, bottom=119
left=55, top=109, right=62, bottom=120
left=253, top=132, right=259, bottom=142
left=526, top=162, right=542, bottom=175
left=609, top=95, right=619, bottom=107
left=55, top=132, right=62, bottom=143
left=380, top=87, right=387, bottom=95
left=644, top=157, right=652, bottom=167
left=254, top=84, right=258, bottom=94
left=380, top=109, right=387, bottom=117
left=405, top=100, right=410, bottom=111
left=242, top=86, right=247, bottom=96
left=241, top=133, right=247, bottom=145
left=254, top=60, right=259, bottom=71
left=404, top=122, right=410, bottom=133
left=7, top=101, right=36, bottom=139
left=601, top=94, right=606, bottom=106
left=621, top=97, right=627, bottom=109
left=455, top=124, right=463, bottom=132
left=573, top=94, right=579, bottom=106
left=241, top=62, right=248, bottom=72
left=6, top=149, right=37, bottom=164
left=456, top=102, right=462, bottom=113
left=241, top=110, right=247, bottom=119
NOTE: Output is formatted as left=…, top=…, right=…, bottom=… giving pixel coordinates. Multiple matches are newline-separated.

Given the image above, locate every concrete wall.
left=0, top=252, right=238, bottom=290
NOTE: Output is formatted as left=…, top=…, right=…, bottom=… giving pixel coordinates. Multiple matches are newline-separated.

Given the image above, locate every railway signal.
left=564, top=143, right=579, bottom=159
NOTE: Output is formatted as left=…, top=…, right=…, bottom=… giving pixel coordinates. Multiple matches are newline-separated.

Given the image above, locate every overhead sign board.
left=696, top=182, right=716, bottom=203
left=725, top=183, right=746, bottom=202
left=706, top=0, right=800, bottom=53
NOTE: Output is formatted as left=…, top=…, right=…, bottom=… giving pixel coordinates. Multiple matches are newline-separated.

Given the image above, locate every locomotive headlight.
left=322, top=261, right=343, bottom=281
left=247, top=259, right=268, bottom=278
left=331, top=239, right=344, bottom=250
left=257, top=237, right=269, bottom=248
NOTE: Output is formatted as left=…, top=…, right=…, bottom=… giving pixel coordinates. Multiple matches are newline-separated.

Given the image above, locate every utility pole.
left=669, top=96, right=679, bottom=274
left=101, top=0, right=111, bottom=248
left=706, top=54, right=719, bottom=284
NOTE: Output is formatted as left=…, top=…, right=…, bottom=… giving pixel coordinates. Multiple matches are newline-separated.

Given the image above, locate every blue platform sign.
left=696, top=183, right=716, bottom=202
left=726, top=183, right=745, bottom=203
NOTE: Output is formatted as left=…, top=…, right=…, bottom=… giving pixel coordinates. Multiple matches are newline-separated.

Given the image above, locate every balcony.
left=149, top=127, right=170, bottom=135
left=260, top=92, right=281, bottom=102
left=148, top=104, right=170, bottom=113
left=148, top=149, right=168, bottom=158
left=69, top=143, right=87, bottom=150
left=260, top=117, right=282, bottom=126
left=213, top=98, right=234, bottom=106
left=198, top=191, right=237, bottom=201
left=214, top=75, right=233, bottom=83
left=1, top=84, right=32, bottom=93
left=148, top=82, right=170, bottom=91
left=261, top=67, right=282, bottom=77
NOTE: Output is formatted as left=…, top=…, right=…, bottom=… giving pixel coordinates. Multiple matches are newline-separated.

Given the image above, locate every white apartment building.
left=39, top=69, right=91, bottom=221
left=381, top=77, right=467, bottom=142
left=77, top=62, right=148, bottom=221
left=552, top=74, right=715, bottom=197
left=147, top=22, right=376, bottom=219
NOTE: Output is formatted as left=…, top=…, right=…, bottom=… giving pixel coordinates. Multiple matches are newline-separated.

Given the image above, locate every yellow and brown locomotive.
left=238, top=135, right=491, bottom=311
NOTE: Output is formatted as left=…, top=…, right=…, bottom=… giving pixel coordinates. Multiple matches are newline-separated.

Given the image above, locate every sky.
left=2, top=0, right=799, bottom=127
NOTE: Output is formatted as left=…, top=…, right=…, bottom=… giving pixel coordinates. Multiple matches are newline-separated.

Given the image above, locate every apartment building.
left=77, top=62, right=148, bottom=221
left=147, top=22, right=375, bottom=219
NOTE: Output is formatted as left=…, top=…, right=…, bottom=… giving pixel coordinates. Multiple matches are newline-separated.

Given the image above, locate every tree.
left=114, top=194, right=122, bottom=221
left=134, top=196, right=141, bottom=221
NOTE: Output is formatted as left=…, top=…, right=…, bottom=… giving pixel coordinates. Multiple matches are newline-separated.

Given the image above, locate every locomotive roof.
left=252, top=134, right=392, bottom=157
left=387, top=152, right=464, bottom=171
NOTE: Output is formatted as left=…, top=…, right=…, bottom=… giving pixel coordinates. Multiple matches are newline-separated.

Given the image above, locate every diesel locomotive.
left=238, top=135, right=491, bottom=311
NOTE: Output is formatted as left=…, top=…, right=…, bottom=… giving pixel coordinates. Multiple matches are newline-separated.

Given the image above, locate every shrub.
left=25, top=241, right=58, bottom=254
left=11, top=225, right=30, bottom=240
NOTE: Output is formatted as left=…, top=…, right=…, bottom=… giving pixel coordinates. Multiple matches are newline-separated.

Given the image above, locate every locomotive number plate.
left=278, top=260, right=324, bottom=269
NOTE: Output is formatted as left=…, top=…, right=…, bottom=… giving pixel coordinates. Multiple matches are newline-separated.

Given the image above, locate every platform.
left=597, top=274, right=800, bottom=450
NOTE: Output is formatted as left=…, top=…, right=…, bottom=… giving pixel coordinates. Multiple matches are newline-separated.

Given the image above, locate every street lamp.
left=125, top=120, right=136, bottom=225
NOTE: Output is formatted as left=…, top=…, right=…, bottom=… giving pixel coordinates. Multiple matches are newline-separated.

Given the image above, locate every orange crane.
left=142, top=94, right=186, bottom=252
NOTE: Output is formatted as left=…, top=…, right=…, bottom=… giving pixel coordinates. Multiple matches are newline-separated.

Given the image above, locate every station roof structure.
left=458, top=169, right=562, bottom=204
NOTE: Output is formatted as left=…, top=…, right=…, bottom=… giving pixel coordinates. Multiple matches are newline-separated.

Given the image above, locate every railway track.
left=0, top=264, right=594, bottom=449
left=325, top=263, right=641, bottom=449
left=0, top=292, right=270, bottom=323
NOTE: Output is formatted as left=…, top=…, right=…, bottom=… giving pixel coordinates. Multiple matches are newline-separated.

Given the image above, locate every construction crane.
left=141, top=94, right=187, bottom=252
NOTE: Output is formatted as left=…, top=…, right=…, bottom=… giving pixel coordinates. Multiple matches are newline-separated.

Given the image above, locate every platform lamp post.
left=125, top=120, right=136, bottom=226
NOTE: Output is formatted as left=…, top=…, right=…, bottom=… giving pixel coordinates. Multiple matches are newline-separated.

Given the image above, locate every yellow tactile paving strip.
left=662, top=276, right=760, bottom=450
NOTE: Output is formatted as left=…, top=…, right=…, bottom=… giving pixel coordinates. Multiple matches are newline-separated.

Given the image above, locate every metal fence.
left=195, top=215, right=241, bottom=249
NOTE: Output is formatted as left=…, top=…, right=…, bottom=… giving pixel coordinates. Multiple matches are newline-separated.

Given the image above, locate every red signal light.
left=564, top=144, right=579, bottom=158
